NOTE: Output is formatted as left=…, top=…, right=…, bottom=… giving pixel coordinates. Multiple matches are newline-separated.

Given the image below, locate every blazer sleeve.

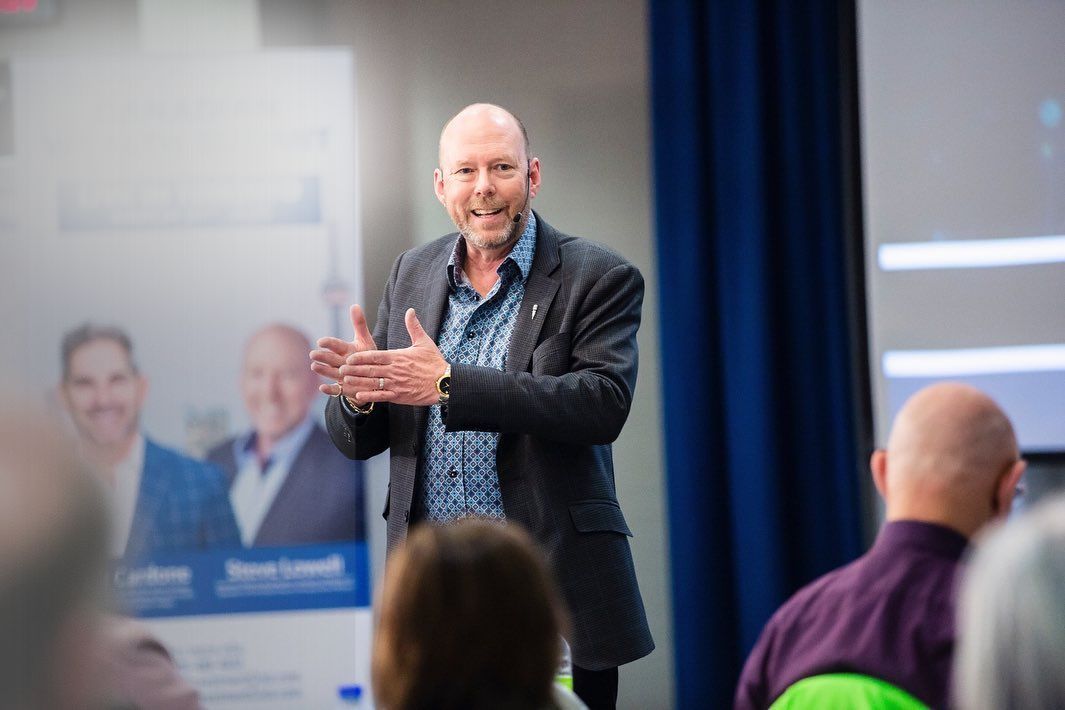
left=324, top=252, right=401, bottom=460
left=445, top=261, right=643, bottom=445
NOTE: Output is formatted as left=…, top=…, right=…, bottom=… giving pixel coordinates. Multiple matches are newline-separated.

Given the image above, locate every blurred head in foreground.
left=0, top=406, right=109, bottom=709
left=373, top=520, right=568, bottom=710
left=955, top=494, right=1065, bottom=710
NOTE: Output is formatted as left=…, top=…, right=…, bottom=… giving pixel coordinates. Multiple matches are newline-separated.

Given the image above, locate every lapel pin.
left=531, top=304, right=538, bottom=320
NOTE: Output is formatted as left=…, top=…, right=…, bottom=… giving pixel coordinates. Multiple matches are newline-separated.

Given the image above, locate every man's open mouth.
left=471, top=208, right=504, bottom=217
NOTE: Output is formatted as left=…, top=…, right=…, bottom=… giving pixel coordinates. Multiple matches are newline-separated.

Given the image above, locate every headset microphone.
left=513, top=161, right=531, bottom=223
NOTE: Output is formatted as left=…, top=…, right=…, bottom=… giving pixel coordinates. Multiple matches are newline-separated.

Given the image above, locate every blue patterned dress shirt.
left=418, top=213, right=537, bottom=523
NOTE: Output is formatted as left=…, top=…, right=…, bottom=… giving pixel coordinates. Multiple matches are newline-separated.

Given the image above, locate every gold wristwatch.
left=435, top=363, right=451, bottom=405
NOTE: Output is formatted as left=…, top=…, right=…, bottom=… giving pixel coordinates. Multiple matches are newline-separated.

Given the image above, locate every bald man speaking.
left=310, top=103, right=653, bottom=708
left=735, top=383, right=1026, bottom=709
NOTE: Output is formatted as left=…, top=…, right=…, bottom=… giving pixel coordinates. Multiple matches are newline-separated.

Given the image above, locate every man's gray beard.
left=460, top=213, right=523, bottom=251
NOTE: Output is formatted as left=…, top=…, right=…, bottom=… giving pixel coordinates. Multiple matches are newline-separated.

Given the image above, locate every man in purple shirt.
left=735, top=383, right=1026, bottom=709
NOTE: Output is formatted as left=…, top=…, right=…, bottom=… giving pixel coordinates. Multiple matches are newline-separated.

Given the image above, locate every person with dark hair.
left=372, top=519, right=585, bottom=710
left=311, top=102, right=653, bottom=709
left=735, top=382, right=1026, bottom=709
left=58, top=323, right=240, bottom=558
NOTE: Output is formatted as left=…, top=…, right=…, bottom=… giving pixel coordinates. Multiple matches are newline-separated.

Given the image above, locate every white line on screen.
left=883, top=344, right=1065, bottom=377
left=878, top=235, right=1065, bottom=271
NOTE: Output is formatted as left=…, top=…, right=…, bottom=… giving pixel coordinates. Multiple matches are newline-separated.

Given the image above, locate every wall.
left=1, top=1, right=673, bottom=706
left=262, top=3, right=672, bottom=707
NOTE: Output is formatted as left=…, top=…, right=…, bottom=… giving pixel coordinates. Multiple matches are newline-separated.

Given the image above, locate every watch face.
left=438, top=376, right=451, bottom=395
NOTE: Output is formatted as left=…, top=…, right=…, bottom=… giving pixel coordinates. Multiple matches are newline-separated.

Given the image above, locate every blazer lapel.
left=126, top=439, right=166, bottom=560
left=420, top=245, right=454, bottom=341
left=507, top=215, right=561, bottom=373
left=413, top=244, right=454, bottom=442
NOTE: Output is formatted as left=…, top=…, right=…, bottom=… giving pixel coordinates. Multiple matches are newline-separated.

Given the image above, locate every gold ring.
left=378, top=377, right=385, bottom=391
left=334, top=381, right=343, bottom=397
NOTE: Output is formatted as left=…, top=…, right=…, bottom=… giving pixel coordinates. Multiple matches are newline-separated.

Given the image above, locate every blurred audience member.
left=735, top=383, right=1025, bottom=709
left=100, top=616, right=201, bottom=710
left=954, top=494, right=1065, bottom=710
left=58, top=323, right=240, bottom=558
left=373, top=519, right=585, bottom=710
left=208, top=324, right=365, bottom=546
left=0, top=408, right=109, bottom=708
left=0, top=405, right=200, bottom=709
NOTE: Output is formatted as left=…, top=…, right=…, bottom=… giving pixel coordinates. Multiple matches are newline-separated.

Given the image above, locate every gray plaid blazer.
left=325, top=214, right=654, bottom=670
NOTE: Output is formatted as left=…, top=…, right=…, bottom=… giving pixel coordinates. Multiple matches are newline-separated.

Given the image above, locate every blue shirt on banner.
left=417, top=213, right=537, bottom=522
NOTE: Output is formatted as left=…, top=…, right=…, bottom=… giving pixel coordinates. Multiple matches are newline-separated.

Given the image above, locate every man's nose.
left=266, top=375, right=283, bottom=399
left=474, top=169, right=496, bottom=196
left=95, top=384, right=114, bottom=405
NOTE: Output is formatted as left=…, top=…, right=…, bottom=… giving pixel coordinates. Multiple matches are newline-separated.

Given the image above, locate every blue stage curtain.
left=650, top=0, right=864, bottom=706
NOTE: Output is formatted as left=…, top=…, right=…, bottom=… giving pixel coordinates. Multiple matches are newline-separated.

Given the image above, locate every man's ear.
left=527, top=157, right=542, bottom=198
left=871, top=449, right=888, bottom=502
left=994, top=458, right=1027, bottom=517
left=433, top=168, right=446, bottom=205
left=135, top=374, right=149, bottom=409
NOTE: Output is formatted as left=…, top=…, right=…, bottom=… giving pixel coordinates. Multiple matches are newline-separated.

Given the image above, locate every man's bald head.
left=872, top=382, right=1025, bottom=537
left=241, top=324, right=319, bottom=450
left=244, top=323, right=314, bottom=361
left=438, top=103, right=530, bottom=167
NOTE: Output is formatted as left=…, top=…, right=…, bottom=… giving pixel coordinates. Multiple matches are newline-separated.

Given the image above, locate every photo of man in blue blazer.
left=58, top=324, right=241, bottom=560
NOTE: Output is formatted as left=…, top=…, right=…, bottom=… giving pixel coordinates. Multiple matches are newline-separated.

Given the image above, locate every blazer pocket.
left=568, top=499, right=633, bottom=536
left=531, top=332, right=572, bottom=375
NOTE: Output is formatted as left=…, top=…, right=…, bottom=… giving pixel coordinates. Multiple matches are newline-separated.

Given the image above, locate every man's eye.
left=454, top=168, right=474, bottom=175
left=496, top=164, right=514, bottom=171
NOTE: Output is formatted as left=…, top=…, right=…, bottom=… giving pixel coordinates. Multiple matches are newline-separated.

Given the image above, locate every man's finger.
left=351, top=304, right=375, bottom=347
left=316, top=337, right=353, bottom=356
left=310, top=361, right=341, bottom=381
left=351, top=388, right=395, bottom=404
left=340, top=375, right=379, bottom=392
left=318, top=380, right=344, bottom=396
left=339, top=363, right=386, bottom=379
left=345, top=350, right=394, bottom=366
left=309, top=348, right=345, bottom=368
left=405, top=308, right=430, bottom=346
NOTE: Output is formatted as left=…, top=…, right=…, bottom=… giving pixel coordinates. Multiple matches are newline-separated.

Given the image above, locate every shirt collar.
left=875, top=519, right=970, bottom=560
left=447, top=212, right=538, bottom=290
left=112, top=432, right=146, bottom=478
left=236, top=415, right=315, bottom=469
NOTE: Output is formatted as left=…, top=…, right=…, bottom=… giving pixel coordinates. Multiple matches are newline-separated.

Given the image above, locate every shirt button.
left=467, top=330, right=476, bottom=339
left=449, top=469, right=458, bottom=479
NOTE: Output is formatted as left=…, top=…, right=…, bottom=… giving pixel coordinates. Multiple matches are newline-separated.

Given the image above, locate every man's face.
left=434, top=109, right=540, bottom=251
left=61, top=339, right=146, bottom=450
left=241, top=329, right=317, bottom=445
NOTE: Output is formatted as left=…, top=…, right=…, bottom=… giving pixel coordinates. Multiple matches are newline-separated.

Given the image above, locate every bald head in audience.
left=871, top=382, right=1026, bottom=537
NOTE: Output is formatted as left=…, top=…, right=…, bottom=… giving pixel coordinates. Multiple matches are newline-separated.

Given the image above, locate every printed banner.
left=4, top=49, right=373, bottom=708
